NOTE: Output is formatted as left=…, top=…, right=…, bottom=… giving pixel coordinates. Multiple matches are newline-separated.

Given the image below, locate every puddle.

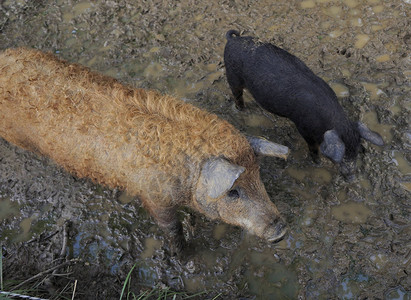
left=213, top=223, right=228, bottom=240
left=140, top=237, right=162, bottom=259
left=361, top=82, right=387, bottom=101
left=301, top=203, right=318, bottom=226
left=375, top=54, right=390, bottom=63
left=301, top=0, right=316, bottom=9
left=331, top=201, right=372, bottom=223
left=392, top=151, right=411, bottom=176
left=0, top=197, right=19, bottom=220
left=243, top=113, right=275, bottom=129
left=354, top=34, right=371, bottom=49
left=369, top=253, right=389, bottom=270
left=345, top=0, right=359, bottom=8
left=330, top=82, right=350, bottom=98
left=144, top=62, right=164, bottom=78
left=350, top=18, right=363, bottom=27
left=372, top=5, right=385, bottom=13
left=362, top=111, right=393, bottom=143
left=329, top=30, right=344, bottom=38
left=324, top=6, right=343, bottom=18
left=286, top=166, right=332, bottom=184
left=118, top=191, right=133, bottom=204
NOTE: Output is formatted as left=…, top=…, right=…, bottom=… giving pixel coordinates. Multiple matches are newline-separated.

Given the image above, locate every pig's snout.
left=263, top=218, right=287, bottom=243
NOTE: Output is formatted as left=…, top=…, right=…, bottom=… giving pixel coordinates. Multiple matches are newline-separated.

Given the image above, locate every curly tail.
left=226, top=30, right=240, bottom=40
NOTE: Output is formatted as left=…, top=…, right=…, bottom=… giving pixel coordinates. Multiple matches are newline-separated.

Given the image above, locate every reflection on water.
left=140, top=237, right=162, bottom=259
left=331, top=201, right=372, bottom=224
left=369, top=253, right=389, bottom=270
left=0, top=196, right=18, bottom=220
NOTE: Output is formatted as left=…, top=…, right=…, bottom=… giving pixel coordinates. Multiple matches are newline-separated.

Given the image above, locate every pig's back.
left=248, top=43, right=339, bottom=114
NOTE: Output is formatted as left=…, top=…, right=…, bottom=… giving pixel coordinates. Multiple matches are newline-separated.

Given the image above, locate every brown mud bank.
left=0, top=0, right=410, bottom=299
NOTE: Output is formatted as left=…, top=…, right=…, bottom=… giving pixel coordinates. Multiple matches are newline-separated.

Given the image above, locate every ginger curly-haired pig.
left=0, top=48, right=289, bottom=254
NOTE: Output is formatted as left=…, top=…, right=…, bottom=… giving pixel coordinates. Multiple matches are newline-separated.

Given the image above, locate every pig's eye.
left=227, top=188, right=240, bottom=199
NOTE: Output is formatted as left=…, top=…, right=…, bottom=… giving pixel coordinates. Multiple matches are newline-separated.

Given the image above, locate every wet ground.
left=0, top=0, right=410, bottom=299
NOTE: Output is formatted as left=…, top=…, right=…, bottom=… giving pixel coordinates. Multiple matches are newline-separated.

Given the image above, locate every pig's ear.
left=320, top=130, right=345, bottom=163
left=200, top=157, right=245, bottom=199
left=246, top=136, right=289, bottom=159
left=357, top=122, right=384, bottom=146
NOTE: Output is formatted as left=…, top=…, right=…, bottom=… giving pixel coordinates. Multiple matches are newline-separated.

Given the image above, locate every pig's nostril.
left=266, top=220, right=287, bottom=243
left=276, top=222, right=287, bottom=235
left=270, top=218, right=280, bottom=226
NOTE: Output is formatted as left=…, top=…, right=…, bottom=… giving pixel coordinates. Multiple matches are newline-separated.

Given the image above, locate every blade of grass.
left=120, top=264, right=137, bottom=300
left=138, top=287, right=156, bottom=300
left=135, top=290, right=148, bottom=300
left=184, top=290, right=209, bottom=299
left=0, top=245, right=3, bottom=291
left=211, top=293, right=222, bottom=300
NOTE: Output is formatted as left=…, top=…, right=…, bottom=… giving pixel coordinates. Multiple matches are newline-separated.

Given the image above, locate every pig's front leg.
left=150, top=205, right=185, bottom=255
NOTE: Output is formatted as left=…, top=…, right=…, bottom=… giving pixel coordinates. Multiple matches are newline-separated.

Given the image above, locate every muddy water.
left=0, top=0, right=410, bottom=299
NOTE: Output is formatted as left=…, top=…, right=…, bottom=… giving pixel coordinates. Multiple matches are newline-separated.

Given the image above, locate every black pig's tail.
left=226, top=29, right=240, bottom=40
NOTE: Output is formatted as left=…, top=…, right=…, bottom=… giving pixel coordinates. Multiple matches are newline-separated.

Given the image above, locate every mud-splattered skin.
left=0, top=48, right=288, bottom=254
left=224, top=30, right=384, bottom=178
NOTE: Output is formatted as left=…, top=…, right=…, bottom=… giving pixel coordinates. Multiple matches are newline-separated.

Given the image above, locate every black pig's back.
left=224, top=35, right=349, bottom=145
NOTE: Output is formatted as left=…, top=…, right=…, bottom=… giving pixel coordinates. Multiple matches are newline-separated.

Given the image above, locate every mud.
left=0, top=0, right=410, bottom=299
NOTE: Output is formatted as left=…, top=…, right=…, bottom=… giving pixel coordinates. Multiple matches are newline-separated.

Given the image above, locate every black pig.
left=224, top=29, right=384, bottom=178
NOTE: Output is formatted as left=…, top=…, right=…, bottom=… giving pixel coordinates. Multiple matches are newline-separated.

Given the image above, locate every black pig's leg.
left=308, top=143, right=321, bottom=164
left=226, top=73, right=245, bottom=110
left=296, top=127, right=321, bottom=164
left=231, top=86, right=245, bottom=110
left=149, top=205, right=185, bottom=255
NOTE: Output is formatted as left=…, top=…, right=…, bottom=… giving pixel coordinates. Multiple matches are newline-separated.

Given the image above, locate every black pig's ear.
left=246, top=136, right=289, bottom=159
left=357, top=122, right=384, bottom=146
left=320, top=130, right=345, bottom=163
left=200, top=157, right=245, bottom=199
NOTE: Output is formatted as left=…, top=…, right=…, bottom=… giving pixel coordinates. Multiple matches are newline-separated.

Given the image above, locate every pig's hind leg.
left=297, top=126, right=321, bottom=164
left=226, top=72, right=245, bottom=110
left=308, top=142, right=321, bottom=164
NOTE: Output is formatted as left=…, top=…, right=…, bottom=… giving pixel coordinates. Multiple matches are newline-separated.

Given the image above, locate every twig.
left=59, top=221, right=70, bottom=258
left=0, top=17, right=9, bottom=32
left=71, top=279, right=77, bottom=300
left=0, top=245, right=3, bottom=290
left=11, top=259, right=79, bottom=291
left=52, top=221, right=71, bottom=276
left=0, top=291, right=48, bottom=300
